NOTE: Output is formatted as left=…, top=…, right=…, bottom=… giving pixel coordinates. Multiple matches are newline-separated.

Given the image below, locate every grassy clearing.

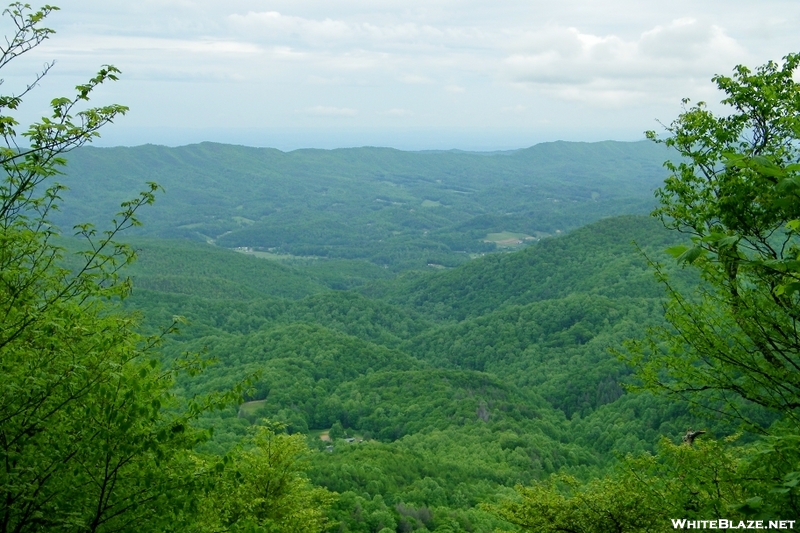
left=237, top=400, right=266, bottom=418
left=484, top=231, right=538, bottom=247
left=233, top=249, right=317, bottom=261
left=308, top=429, right=331, bottom=442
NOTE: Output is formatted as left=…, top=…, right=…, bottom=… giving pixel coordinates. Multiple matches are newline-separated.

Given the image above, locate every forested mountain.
left=54, top=141, right=670, bottom=271
left=15, top=137, right=794, bottom=531
left=39, top=139, right=762, bottom=532
left=6, top=6, right=798, bottom=530
left=117, top=211, right=719, bottom=531
left=363, top=215, right=695, bottom=320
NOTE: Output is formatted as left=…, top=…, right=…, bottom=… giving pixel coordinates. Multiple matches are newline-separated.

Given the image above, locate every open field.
left=483, top=231, right=538, bottom=247
left=237, top=400, right=267, bottom=419
left=233, top=249, right=310, bottom=261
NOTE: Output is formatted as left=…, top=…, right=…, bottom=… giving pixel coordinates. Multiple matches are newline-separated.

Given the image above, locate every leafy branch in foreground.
left=0, top=4, right=332, bottom=532
left=490, top=53, right=800, bottom=529
left=487, top=438, right=753, bottom=532
left=632, top=53, right=800, bottom=430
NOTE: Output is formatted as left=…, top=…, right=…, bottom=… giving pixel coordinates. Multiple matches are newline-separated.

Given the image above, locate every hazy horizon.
left=86, top=128, right=650, bottom=152
left=4, top=1, right=797, bottom=151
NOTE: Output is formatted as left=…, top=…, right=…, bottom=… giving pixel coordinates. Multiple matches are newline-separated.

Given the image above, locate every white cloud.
left=227, top=9, right=486, bottom=50
left=503, top=19, right=748, bottom=106
left=398, top=74, right=433, bottom=84
left=40, top=35, right=262, bottom=56
left=269, top=46, right=308, bottom=60
left=325, top=51, right=385, bottom=71
left=19, top=0, right=800, bottom=149
left=381, top=108, right=413, bottom=116
left=640, top=18, right=729, bottom=59
left=304, top=106, right=358, bottom=116
left=229, top=11, right=353, bottom=41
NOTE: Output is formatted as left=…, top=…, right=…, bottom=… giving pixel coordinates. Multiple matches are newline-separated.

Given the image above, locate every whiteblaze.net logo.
left=671, top=519, right=796, bottom=530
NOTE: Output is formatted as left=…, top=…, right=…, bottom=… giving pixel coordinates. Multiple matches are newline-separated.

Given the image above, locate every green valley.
left=53, top=140, right=669, bottom=273
left=11, top=134, right=796, bottom=532
left=4, top=5, right=799, bottom=532
left=117, top=203, right=714, bottom=531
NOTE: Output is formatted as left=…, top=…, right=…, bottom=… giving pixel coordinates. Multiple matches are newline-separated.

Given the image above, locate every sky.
left=2, top=0, right=799, bottom=150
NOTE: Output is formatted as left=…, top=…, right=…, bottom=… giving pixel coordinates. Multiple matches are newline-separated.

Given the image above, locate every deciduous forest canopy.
left=1, top=3, right=798, bottom=533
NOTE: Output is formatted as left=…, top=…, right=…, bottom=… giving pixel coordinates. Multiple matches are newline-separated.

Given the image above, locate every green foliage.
left=123, top=238, right=327, bottom=299
left=326, top=369, right=557, bottom=441
left=405, top=293, right=665, bottom=417
left=308, top=423, right=582, bottom=531
left=4, top=5, right=723, bottom=533
left=0, top=5, right=332, bottom=532
left=0, top=5, right=190, bottom=530
left=636, top=54, right=800, bottom=428
left=489, top=438, right=756, bottom=532
left=487, top=53, right=800, bottom=530
left=172, top=322, right=423, bottom=434
left=647, top=54, right=800, bottom=515
left=121, top=214, right=709, bottom=531
left=52, top=141, right=671, bottom=273
left=195, top=426, right=334, bottom=533
left=367, top=215, right=691, bottom=321
left=128, top=215, right=735, bottom=530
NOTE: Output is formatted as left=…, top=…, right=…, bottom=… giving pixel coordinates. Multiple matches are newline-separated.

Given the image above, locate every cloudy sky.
left=3, top=1, right=799, bottom=150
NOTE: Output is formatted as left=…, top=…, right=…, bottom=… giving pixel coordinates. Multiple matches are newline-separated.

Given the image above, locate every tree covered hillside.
left=53, top=141, right=670, bottom=271
left=363, top=215, right=696, bottom=320
left=120, top=214, right=720, bottom=531
left=6, top=3, right=797, bottom=530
